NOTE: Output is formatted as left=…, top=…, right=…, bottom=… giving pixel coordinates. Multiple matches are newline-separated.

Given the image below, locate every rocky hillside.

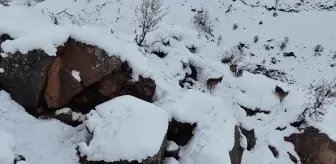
left=0, top=0, right=336, bottom=164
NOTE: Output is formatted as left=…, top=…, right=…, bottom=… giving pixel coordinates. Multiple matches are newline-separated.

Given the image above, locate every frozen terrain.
left=0, top=0, right=335, bottom=164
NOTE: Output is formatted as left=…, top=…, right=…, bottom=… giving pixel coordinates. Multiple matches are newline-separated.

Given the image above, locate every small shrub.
left=314, top=44, right=323, bottom=56
left=0, top=0, right=10, bottom=6
left=254, top=35, right=259, bottom=43
left=186, top=45, right=198, bottom=54
left=193, top=8, right=213, bottom=35
left=279, top=36, right=289, bottom=51
left=271, top=57, right=277, bottom=64
left=217, top=35, right=223, bottom=46
left=221, top=45, right=245, bottom=64
left=301, top=78, right=336, bottom=121
left=233, top=23, right=238, bottom=30
left=151, top=50, right=167, bottom=58
left=134, top=0, right=169, bottom=46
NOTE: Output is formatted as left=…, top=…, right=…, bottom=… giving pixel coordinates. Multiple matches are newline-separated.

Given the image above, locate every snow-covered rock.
left=78, top=95, right=169, bottom=163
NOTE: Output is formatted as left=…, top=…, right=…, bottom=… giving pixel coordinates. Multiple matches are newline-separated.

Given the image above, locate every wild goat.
left=275, top=85, right=289, bottom=102
left=206, top=76, right=223, bottom=93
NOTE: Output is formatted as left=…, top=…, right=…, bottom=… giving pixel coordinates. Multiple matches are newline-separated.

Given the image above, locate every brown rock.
left=64, top=61, right=156, bottom=114
left=0, top=49, right=54, bottom=115
left=229, top=125, right=244, bottom=164
left=44, top=38, right=122, bottom=109
left=285, top=126, right=336, bottom=164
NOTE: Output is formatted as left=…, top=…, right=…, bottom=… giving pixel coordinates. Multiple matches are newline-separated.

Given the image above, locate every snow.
left=155, top=90, right=237, bottom=164
left=166, top=141, right=179, bottom=152
left=0, top=129, right=15, bottom=164
left=71, top=70, right=81, bottom=82
left=0, top=90, right=88, bottom=164
left=78, top=95, right=169, bottom=162
left=0, top=0, right=335, bottom=163
left=164, top=157, right=180, bottom=164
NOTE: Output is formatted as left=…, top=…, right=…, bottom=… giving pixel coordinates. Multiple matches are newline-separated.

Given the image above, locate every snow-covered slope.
left=0, top=0, right=335, bottom=164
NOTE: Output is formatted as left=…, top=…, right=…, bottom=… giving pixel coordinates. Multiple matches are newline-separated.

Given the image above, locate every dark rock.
left=284, top=126, right=336, bottom=164
left=66, top=64, right=155, bottom=114
left=239, top=126, right=256, bottom=151
left=151, top=50, right=167, bottom=58
left=284, top=52, right=297, bottom=58
left=289, top=119, right=306, bottom=129
left=167, top=119, right=196, bottom=146
left=0, top=49, right=54, bottom=115
left=229, top=125, right=244, bottom=164
left=14, top=154, right=26, bottom=164
left=44, top=38, right=123, bottom=109
left=238, top=104, right=270, bottom=116
left=287, top=152, right=298, bottom=164
left=275, top=126, right=287, bottom=131
left=268, top=145, right=279, bottom=158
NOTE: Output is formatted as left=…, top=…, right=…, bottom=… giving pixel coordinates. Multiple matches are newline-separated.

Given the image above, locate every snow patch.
left=71, top=70, right=81, bottom=82
left=0, top=129, right=15, bottom=164
left=164, top=157, right=180, bottom=164
left=166, top=141, right=179, bottom=151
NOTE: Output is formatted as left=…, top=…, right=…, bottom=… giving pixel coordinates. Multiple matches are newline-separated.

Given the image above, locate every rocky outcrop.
left=229, top=125, right=244, bottom=164
left=285, top=126, right=336, bottom=164
left=44, top=39, right=124, bottom=109
left=0, top=49, right=54, bottom=115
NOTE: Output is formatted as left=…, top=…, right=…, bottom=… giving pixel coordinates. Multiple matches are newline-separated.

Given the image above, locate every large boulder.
left=44, top=39, right=156, bottom=114
left=0, top=49, right=54, bottom=115
left=44, top=38, right=123, bottom=109
left=285, top=126, right=336, bottom=164
left=78, top=95, right=168, bottom=164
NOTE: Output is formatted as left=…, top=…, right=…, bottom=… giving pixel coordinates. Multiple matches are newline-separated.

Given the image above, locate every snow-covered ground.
left=0, top=0, right=335, bottom=163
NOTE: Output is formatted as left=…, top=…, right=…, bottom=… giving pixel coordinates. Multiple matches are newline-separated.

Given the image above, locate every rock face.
left=229, top=126, right=244, bottom=164
left=44, top=39, right=123, bottom=109
left=285, top=126, right=336, bottom=164
left=0, top=50, right=54, bottom=115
